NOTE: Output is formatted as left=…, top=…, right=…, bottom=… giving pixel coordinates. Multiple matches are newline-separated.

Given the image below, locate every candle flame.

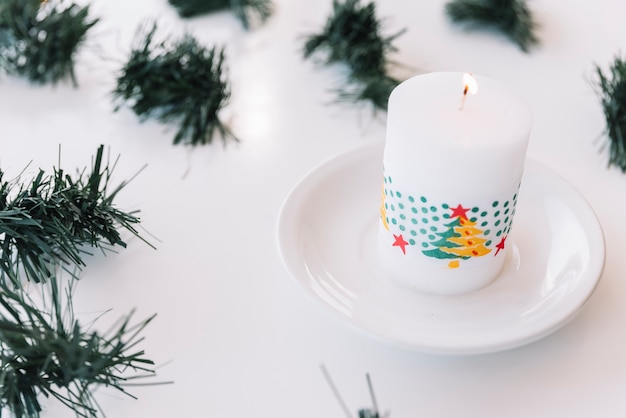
left=459, top=73, right=478, bottom=110
left=463, top=73, right=478, bottom=96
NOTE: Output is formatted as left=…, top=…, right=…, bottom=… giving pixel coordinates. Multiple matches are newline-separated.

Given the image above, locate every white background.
left=1, top=0, right=626, bottom=416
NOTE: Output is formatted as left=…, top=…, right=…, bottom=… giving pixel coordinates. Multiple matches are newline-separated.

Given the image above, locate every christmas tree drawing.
left=422, top=205, right=491, bottom=268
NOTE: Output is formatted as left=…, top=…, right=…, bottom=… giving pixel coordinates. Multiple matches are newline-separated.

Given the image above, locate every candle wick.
left=459, top=85, right=469, bottom=110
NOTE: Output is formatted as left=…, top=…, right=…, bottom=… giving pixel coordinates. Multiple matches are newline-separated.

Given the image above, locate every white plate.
left=277, top=142, right=605, bottom=355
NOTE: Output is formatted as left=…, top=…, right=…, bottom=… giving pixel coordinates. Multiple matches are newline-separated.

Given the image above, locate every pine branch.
left=336, top=75, right=400, bottom=112
left=0, top=276, right=157, bottom=418
left=595, top=55, right=626, bottom=172
left=0, top=0, right=98, bottom=86
left=0, top=145, right=151, bottom=286
left=358, top=410, right=381, bottom=418
left=445, top=0, right=538, bottom=52
left=321, top=366, right=388, bottom=418
left=167, top=0, right=273, bottom=29
left=302, top=0, right=405, bottom=111
left=113, top=22, right=236, bottom=146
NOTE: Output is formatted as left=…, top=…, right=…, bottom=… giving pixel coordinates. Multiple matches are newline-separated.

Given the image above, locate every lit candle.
left=377, top=72, right=532, bottom=295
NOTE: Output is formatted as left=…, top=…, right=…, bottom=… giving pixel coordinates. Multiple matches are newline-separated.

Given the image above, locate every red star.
left=494, top=235, right=507, bottom=256
left=450, top=204, right=470, bottom=220
left=392, top=234, right=409, bottom=255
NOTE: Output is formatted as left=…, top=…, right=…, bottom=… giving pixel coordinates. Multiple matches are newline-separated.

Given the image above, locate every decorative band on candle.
left=379, top=169, right=520, bottom=270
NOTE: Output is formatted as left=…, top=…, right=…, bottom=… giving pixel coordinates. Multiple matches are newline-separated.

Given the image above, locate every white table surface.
left=2, top=0, right=626, bottom=416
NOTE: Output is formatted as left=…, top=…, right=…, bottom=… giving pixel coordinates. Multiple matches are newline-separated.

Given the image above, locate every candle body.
left=377, top=72, right=532, bottom=295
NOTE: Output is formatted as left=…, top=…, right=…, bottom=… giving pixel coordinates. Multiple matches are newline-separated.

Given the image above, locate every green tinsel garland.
left=0, top=145, right=151, bottom=286
left=168, top=0, right=273, bottom=29
left=0, top=276, right=157, bottom=418
left=321, top=366, right=385, bottom=418
left=445, top=0, right=538, bottom=52
left=113, top=23, right=236, bottom=146
left=595, top=55, right=626, bottom=172
left=0, top=148, right=158, bottom=417
left=303, top=0, right=405, bottom=111
left=0, top=0, right=98, bottom=86
left=359, top=411, right=381, bottom=418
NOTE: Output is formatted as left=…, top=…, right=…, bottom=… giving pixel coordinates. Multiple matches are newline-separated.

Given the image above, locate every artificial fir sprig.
left=0, top=276, right=157, bottom=418
left=113, top=23, right=236, bottom=146
left=335, top=75, right=401, bottom=113
left=594, top=55, right=626, bottom=172
left=167, top=0, right=273, bottom=29
left=359, top=411, right=381, bottom=418
left=0, top=0, right=98, bottom=86
left=0, top=145, right=151, bottom=286
left=357, top=373, right=381, bottom=418
left=302, top=0, right=405, bottom=111
left=320, top=365, right=386, bottom=418
left=445, top=0, right=538, bottom=52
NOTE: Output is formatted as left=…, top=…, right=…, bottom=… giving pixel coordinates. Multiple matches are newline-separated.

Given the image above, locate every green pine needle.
left=113, top=22, right=236, bottom=146
left=302, top=0, right=405, bottom=111
left=445, top=0, right=538, bottom=52
left=167, top=0, right=273, bottom=29
left=595, top=55, right=626, bottom=172
left=0, top=276, right=157, bottom=418
left=0, top=0, right=98, bottom=86
left=0, top=145, right=152, bottom=286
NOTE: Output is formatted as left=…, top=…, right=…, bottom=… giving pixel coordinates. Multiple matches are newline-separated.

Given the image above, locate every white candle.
left=377, top=72, right=532, bottom=295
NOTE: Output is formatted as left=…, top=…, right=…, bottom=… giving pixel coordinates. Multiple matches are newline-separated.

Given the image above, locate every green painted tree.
left=422, top=217, right=465, bottom=260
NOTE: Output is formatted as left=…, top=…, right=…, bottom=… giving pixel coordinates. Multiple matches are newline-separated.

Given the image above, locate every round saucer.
left=276, top=142, right=605, bottom=355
